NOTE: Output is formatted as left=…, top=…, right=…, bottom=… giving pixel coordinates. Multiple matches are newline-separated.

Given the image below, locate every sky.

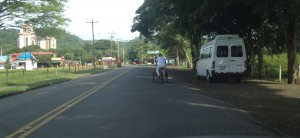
left=64, top=0, right=144, bottom=41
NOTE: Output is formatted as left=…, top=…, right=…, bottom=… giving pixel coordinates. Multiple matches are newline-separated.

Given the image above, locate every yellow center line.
left=6, top=68, right=132, bottom=138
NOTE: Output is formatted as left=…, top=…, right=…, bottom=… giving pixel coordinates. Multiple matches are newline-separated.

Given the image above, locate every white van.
left=195, top=35, right=246, bottom=82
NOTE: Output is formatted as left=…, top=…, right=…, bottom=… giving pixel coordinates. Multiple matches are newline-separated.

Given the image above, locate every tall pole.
left=0, top=46, right=2, bottom=56
left=108, top=31, right=116, bottom=57
left=141, top=46, right=143, bottom=64
left=87, top=19, right=98, bottom=69
left=117, top=39, right=120, bottom=58
left=122, top=41, right=125, bottom=65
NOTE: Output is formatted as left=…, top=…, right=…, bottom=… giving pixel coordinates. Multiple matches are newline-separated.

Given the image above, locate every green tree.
left=64, top=53, right=73, bottom=60
left=22, top=45, right=41, bottom=52
left=55, top=30, right=86, bottom=58
left=82, top=53, right=92, bottom=63
left=132, top=0, right=300, bottom=83
left=35, top=55, right=52, bottom=67
left=0, top=0, right=69, bottom=37
left=7, top=47, right=22, bottom=54
left=246, top=0, right=300, bottom=83
left=0, top=29, right=19, bottom=54
left=94, top=39, right=112, bottom=57
left=132, top=0, right=233, bottom=68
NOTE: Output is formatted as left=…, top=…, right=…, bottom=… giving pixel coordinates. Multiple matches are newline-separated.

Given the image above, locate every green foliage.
left=127, top=38, right=160, bottom=63
left=127, top=39, right=142, bottom=62
left=0, top=29, right=18, bottom=44
left=56, top=32, right=86, bottom=53
left=63, top=53, right=73, bottom=60
left=95, top=39, right=111, bottom=50
left=22, top=45, right=41, bottom=52
left=257, top=53, right=300, bottom=82
left=94, top=39, right=113, bottom=57
left=35, top=55, right=52, bottom=66
left=4, top=64, right=11, bottom=70
left=35, top=27, right=67, bottom=38
left=264, top=54, right=288, bottom=78
left=0, top=0, right=69, bottom=29
left=48, top=31, right=89, bottom=63
left=0, top=29, right=19, bottom=54
left=132, top=0, right=300, bottom=83
left=7, top=48, right=22, bottom=54
left=132, top=0, right=233, bottom=56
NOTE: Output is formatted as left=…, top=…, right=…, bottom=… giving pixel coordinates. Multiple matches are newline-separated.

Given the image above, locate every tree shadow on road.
left=169, top=68, right=300, bottom=137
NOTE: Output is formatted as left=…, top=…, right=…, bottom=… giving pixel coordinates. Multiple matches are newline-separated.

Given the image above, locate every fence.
left=0, top=64, right=108, bottom=87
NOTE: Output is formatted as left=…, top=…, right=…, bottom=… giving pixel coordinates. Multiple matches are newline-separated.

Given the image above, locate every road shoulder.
left=169, top=68, right=300, bottom=137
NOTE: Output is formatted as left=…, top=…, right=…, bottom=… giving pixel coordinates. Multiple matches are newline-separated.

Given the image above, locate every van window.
left=208, top=48, right=212, bottom=58
left=231, top=45, right=243, bottom=57
left=200, top=50, right=204, bottom=59
left=201, top=48, right=212, bottom=59
left=217, top=46, right=228, bottom=57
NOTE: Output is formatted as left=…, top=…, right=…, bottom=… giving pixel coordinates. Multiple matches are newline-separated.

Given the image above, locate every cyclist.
left=155, top=53, right=166, bottom=79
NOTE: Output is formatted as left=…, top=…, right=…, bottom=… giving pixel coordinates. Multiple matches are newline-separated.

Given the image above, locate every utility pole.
left=122, top=41, right=126, bottom=65
left=0, top=46, right=2, bottom=56
left=117, top=38, right=120, bottom=58
left=108, top=31, right=116, bottom=57
left=87, top=19, right=98, bottom=69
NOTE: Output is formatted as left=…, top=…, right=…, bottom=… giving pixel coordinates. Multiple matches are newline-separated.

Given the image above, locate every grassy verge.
left=0, top=66, right=111, bottom=97
left=260, top=53, right=300, bottom=83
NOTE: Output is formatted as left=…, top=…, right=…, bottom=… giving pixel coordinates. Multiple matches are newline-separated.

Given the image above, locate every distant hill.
left=0, top=29, right=19, bottom=49
left=56, top=32, right=85, bottom=50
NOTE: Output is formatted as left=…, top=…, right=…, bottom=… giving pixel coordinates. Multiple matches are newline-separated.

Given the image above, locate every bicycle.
left=152, top=67, right=168, bottom=83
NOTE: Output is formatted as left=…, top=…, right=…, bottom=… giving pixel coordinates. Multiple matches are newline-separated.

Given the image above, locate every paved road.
left=0, top=66, right=279, bottom=138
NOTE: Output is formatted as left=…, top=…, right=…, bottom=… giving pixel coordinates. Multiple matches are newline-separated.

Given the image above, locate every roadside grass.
left=258, top=53, right=300, bottom=83
left=263, top=53, right=288, bottom=82
left=0, top=66, right=110, bottom=97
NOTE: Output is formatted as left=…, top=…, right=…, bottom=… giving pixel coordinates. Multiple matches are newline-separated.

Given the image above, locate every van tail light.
left=212, top=61, right=215, bottom=68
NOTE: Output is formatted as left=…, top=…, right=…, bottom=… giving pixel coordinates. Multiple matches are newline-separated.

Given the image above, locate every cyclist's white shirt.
left=156, top=56, right=166, bottom=67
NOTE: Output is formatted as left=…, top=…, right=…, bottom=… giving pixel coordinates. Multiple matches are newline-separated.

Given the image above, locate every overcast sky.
left=64, top=0, right=144, bottom=41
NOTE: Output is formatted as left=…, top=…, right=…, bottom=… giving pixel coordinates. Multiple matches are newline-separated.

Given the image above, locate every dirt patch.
left=169, top=68, right=300, bottom=137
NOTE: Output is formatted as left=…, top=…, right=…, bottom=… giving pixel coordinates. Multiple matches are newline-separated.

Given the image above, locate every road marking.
left=5, top=68, right=132, bottom=138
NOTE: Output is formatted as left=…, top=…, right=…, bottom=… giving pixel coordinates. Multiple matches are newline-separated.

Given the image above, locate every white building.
left=18, top=24, right=56, bottom=50
left=18, top=24, right=37, bottom=48
left=39, top=37, right=57, bottom=50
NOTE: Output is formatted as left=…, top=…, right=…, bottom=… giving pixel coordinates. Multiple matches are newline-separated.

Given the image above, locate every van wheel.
left=206, top=73, right=212, bottom=83
left=195, top=71, right=200, bottom=80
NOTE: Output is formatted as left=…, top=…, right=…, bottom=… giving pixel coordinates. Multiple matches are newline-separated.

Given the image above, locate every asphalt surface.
left=0, top=66, right=280, bottom=138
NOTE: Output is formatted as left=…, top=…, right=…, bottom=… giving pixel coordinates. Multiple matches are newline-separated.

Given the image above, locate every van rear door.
left=229, top=39, right=245, bottom=73
left=215, top=40, right=230, bottom=73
